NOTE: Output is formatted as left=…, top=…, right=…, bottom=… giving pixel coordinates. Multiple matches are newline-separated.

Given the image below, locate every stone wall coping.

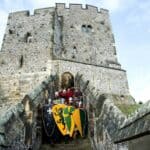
left=26, top=75, right=57, bottom=106
left=57, top=59, right=126, bottom=72
left=0, top=102, right=23, bottom=127
left=114, top=101, right=150, bottom=143
left=94, top=93, right=150, bottom=143
left=120, top=100, right=150, bottom=129
left=114, top=113, right=150, bottom=143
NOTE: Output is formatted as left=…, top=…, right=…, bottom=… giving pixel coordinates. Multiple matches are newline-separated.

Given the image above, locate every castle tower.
left=53, top=4, right=129, bottom=96
left=54, top=4, right=119, bottom=68
left=0, top=4, right=130, bottom=102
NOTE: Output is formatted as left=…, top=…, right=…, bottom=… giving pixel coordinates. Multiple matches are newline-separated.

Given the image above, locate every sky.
left=0, top=0, right=150, bottom=103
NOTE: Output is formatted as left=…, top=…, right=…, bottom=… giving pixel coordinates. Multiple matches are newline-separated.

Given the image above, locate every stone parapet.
left=114, top=101, right=150, bottom=143
left=0, top=74, right=58, bottom=149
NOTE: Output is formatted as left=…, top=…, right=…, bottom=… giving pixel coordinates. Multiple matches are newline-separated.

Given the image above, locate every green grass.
left=117, top=104, right=141, bottom=116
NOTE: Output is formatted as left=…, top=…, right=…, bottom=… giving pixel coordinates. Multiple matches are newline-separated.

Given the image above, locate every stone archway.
left=61, top=72, right=74, bottom=89
left=22, top=95, right=33, bottom=147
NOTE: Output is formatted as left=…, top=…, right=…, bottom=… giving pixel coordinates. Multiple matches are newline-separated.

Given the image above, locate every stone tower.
left=0, top=3, right=130, bottom=102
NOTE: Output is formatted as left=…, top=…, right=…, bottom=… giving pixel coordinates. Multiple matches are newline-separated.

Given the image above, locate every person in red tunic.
left=74, top=88, right=82, bottom=98
left=59, top=89, right=67, bottom=98
left=66, top=88, right=74, bottom=98
left=65, top=88, right=75, bottom=104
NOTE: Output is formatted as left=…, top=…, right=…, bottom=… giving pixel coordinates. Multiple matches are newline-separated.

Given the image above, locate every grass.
left=116, top=104, right=142, bottom=116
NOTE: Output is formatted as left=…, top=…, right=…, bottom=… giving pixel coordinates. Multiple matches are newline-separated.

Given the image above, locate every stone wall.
left=0, top=102, right=24, bottom=149
left=0, top=75, right=58, bottom=150
left=0, top=72, right=51, bottom=102
left=77, top=71, right=149, bottom=150
left=114, top=101, right=150, bottom=144
left=54, top=4, right=120, bottom=68
left=52, top=60, right=129, bottom=96
left=0, top=8, right=54, bottom=75
left=0, top=4, right=130, bottom=103
left=0, top=73, right=149, bottom=150
left=0, top=73, right=130, bottom=150
left=128, top=135, right=150, bottom=150
left=75, top=74, right=129, bottom=150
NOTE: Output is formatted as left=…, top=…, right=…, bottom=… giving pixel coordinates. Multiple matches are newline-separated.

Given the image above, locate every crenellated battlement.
left=7, top=3, right=108, bottom=19
left=8, top=7, right=54, bottom=19
left=56, top=3, right=109, bottom=14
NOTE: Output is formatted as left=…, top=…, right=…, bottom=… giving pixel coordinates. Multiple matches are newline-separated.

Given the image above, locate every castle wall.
left=0, top=4, right=130, bottom=102
left=54, top=4, right=120, bottom=69
left=52, top=60, right=129, bottom=96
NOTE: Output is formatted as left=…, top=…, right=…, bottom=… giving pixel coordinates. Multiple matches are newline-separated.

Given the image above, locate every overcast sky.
left=0, top=0, right=150, bottom=103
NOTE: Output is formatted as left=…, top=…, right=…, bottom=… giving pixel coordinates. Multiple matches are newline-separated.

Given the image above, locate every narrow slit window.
left=73, top=46, right=76, bottom=50
left=73, top=46, right=77, bottom=53
left=82, top=25, right=86, bottom=32
left=20, top=55, right=24, bottom=68
left=25, top=32, right=32, bottom=43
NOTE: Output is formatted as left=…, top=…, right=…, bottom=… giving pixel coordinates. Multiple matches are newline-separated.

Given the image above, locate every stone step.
left=40, top=138, right=91, bottom=150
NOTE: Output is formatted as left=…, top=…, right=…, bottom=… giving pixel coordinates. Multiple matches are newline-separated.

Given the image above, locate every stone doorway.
left=61, top=72, right=74, bottom=89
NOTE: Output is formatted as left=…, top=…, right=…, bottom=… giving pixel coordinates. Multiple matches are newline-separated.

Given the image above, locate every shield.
left=72, top=108, right=88, bottom=137
left=52, top=104, right=67, bottom=136
left=63, top=106, right=75, bottom=137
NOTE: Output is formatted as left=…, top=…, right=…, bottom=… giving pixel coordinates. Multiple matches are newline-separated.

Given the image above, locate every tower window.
left=81, top=24, right=93, bottom=33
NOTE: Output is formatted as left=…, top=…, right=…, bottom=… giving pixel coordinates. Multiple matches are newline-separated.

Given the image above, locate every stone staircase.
left=40, top=138, right=91, bottom=150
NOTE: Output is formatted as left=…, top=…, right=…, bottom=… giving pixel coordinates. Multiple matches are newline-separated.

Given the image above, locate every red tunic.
left=58, top=88, right=76, bottom=104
